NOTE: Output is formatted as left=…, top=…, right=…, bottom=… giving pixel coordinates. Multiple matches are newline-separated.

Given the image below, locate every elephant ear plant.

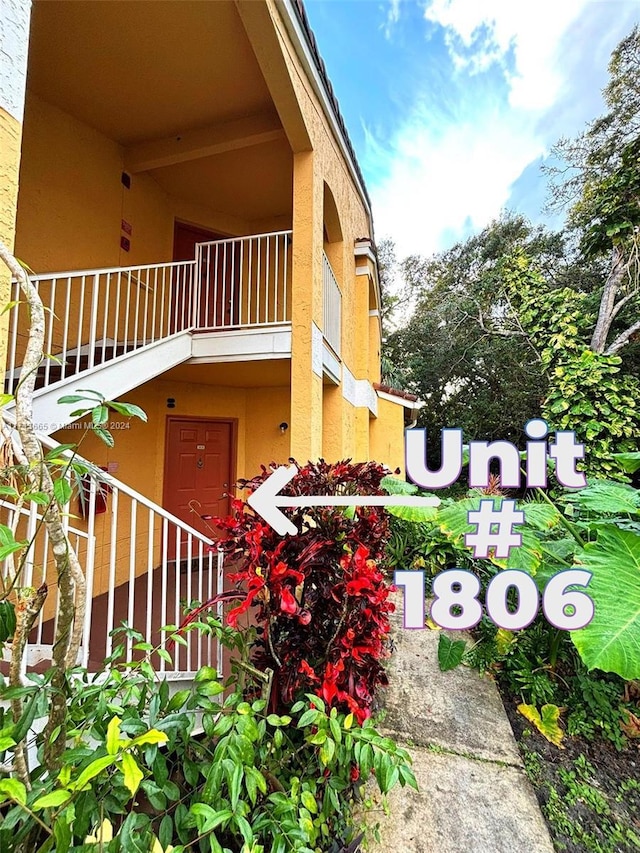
left=383, top=466, right=640, bottom=747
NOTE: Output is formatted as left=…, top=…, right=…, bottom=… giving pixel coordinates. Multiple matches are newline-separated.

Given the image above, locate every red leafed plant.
left=184, top=459, right=396, bottom=723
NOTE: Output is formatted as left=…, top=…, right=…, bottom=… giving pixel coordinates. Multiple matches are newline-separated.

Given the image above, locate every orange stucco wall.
left=370, top=399, right=406, bottom=475
left=0, top=106, right=23, bottom=373
left=11, top=0, right=404, bottom=486
left=53, top=376, right=291, bottom=597
left=13, top=94, right=264, bottom=274
left=261, top=0, right=396, bottom=469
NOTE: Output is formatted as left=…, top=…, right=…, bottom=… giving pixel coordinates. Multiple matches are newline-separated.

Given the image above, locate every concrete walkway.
left=366, top=605, right=555, bottom=853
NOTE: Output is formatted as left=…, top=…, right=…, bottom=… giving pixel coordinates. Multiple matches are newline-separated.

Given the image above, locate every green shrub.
left=0, top=619, right=415, bottom=853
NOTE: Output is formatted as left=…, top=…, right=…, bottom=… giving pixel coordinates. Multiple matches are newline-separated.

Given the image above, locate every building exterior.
left=0, top=0, right=418, bottom=673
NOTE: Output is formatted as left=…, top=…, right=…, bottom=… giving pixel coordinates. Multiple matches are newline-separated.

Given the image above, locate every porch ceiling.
left=27, top=0, right=294, bottom=223
left=162, top=360, right=291, bottom=388
left=150, top=139, right=293, bottom=222
left=27, top=1, right=274, bottom=146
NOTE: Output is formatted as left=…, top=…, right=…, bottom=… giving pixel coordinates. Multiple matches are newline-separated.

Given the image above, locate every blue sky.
left=304, top=0, right=640, bottom=258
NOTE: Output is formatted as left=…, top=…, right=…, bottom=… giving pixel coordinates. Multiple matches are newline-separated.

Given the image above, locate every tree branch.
left=0, top=240, right=86, bottom=773
left=591, top=245, right=626, bottom=353
left=608, top=287, right=638, bottom=322
left=605, top=318, right=640, bottom=354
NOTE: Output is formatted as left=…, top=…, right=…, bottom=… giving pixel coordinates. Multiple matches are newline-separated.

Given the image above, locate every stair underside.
left=6, top=332, right=193, bottom=433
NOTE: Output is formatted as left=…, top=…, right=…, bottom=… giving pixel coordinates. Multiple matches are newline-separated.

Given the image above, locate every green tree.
left=385, top=26, right=640, bottom=476
left=547, top=25, right=640, bottom=358
left=500, top=252, right=640, bottom=478
left=384, top=215, right=581, bottom=463
left=536, top=25, right=640, bottom=475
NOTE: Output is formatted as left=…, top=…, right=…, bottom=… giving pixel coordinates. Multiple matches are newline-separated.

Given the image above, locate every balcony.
left=4, top=231, right=293, bottom=399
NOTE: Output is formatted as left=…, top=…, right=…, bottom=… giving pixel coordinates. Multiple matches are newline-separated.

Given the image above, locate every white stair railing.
left=4, top=260, right=196, bottom=395
left=0, top=430, right=225, bottom=676
left=4, top=230, right=295, bottom=397
left=0, top=497, right=95, bottom=673
left=92, top=472, right=224, bottom=676
left=322, top=251, right=341, bottom=357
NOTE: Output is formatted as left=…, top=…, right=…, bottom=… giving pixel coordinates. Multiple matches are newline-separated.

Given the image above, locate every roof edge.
left=374, top=383, right=425, bottom=411
left=276, top=0, right=374, bottom=236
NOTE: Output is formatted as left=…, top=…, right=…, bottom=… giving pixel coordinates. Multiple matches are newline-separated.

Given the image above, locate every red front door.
left=163, top=418, right=234, bottom=554
left=173, top=221, right=239, bottom=329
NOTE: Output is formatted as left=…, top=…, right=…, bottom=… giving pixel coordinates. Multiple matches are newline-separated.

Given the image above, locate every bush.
left=0, top=619, right=415, bottom=852
left=188, top=460, right=396, bottom=724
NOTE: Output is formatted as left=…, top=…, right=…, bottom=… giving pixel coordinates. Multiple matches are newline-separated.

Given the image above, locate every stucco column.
left=289, top=150, right=323, bottom=462
left=322, top=384, right=342, bottom=461
left=0, top=0, right=31, bottom=372
left=352, top=261, right=372, bottom=462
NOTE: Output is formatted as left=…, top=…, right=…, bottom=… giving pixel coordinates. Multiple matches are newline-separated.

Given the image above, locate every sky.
left=303, top=0, right=640, bottom=259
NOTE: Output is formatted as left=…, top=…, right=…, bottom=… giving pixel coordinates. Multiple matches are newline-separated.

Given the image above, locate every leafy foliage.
left=543, top=350, right=640, bottom=479
left=548, top=25, right=640, bottom=237
left=437, top=634, right=466, bottom=672
left=496, top=252, right=640, bottom=478
left=578, top=138, right=640, bottom=257
left=518, top=703, right=565, bottom=748
left=0, top=620, right=415, bottom=852
left=384, top=216, right=564, bottom=462
left=385, top=469, right=640, bottom=747
left=570, top=526, right=640, bottom=680
left=382, top=28, right=640, bottom=476
left=188, top=460, right=396, bottom=725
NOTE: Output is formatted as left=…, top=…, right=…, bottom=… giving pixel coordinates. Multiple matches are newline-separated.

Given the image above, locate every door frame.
left=173, top=220, right=231, bottom=257
left=162, top=415, right=238, bottom=533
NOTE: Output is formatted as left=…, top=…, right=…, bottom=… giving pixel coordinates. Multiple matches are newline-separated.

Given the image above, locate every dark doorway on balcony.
left=173, top=221, right=240, bottom=329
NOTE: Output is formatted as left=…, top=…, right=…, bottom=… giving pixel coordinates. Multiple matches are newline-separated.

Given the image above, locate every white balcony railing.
left=196, top=231, right=291, bottom=330
left=1, top=429, right=225, bottom=676
left=322, top=251, right=342, bottom=357
left=4, top=230, right=293, bottom=395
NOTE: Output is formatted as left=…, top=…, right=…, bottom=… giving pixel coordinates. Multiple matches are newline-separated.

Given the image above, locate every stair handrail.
left=2, top=416, right=224, bottom=672
left=36, top=432, right=216, bottom=545
left=2, top=416, right=215, bottom=545
left=17, top=258, right=197, bottom=284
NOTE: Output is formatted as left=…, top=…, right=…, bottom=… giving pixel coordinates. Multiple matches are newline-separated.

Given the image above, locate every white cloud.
left=382, top=0, right=402, bottom=40
left=371, top=105, right=541, bottom=257
left=369, top=1, right=640, bottom=257
left=422, top=0, right=589, bottom=110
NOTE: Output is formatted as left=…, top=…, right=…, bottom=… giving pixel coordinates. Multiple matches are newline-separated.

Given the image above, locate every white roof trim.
left=376, top=389, right=424, bottom=410
left=354, top=244, right=377, bottom=264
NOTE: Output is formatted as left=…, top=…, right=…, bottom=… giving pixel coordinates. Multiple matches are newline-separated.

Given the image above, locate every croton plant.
left=183, top=460, right=396, bottom=723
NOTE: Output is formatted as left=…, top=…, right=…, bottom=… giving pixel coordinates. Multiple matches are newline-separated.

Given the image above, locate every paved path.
left=366, top=604, right=555, bottom=853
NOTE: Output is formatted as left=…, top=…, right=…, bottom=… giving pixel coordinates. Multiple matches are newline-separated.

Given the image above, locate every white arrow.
left=247, top=464, right=440, bottom=536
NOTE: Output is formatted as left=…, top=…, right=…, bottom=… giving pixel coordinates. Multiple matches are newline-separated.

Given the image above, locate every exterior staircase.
left=0, top=232, right=293, bottom=678
left=0, top=427, right=225, bottom=679
left=1, top=230, right=342, bottom=678
left=3, top=231, right=293, bottom=433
